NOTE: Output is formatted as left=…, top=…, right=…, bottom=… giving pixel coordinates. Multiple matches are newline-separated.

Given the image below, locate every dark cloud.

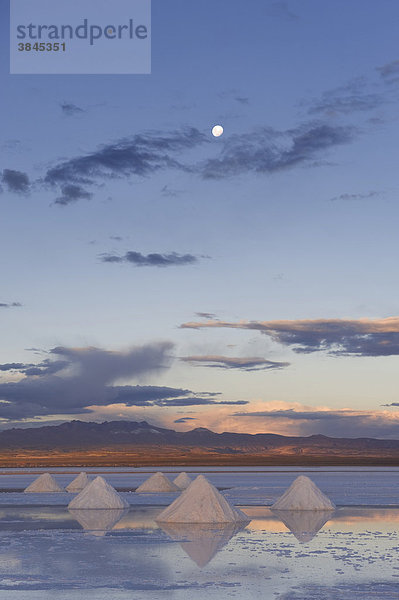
left=109, top=235, right=123, bottom=241
left=174, top=417, right=197, bottom=423
left=0, top=302, right=22, bottom=308
left=233, top=407, right=399, bottom=439
left=180, top=317, right=399, bottom=357
left=0, top=343, right=175, bottom=420
left=100, top=251, right=198, bottom=267
left=54, top=184, right=93, bottom=206
left=44, top=127, right=207, bottom=202
left=195, top=312, right=217, bottom=319
left=0, top=363, right=29, bottom=372
left=0, top=343, right=229, bottom=420
left=200, top=123, right=355, bottom=179
left=155, top=397, right=248, bottom=407
left=181, top=355, right=290, bottom=372
left=307, top=79, right=384, bottom=116
left=1, top=169, right=30, bottom=193
left=60, top=102, right=85, bottom=116
left=329, top=190, right=382, bottom=202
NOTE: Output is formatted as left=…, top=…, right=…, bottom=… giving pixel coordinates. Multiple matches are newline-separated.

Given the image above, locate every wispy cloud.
left=377, top=60, right=399, bottom=81
left=264, top=1, right=299, bottom=22
left=0, top=302, right=22, bottom=309
left=306, top=78, right=385, bottom=117
left=100, top=250, right=199, bottom=267
left=54, top=184, right=93, bottom=206
left=181, top=355, right=290, bottom=371
left=200, top=123, right=355, bottom=179
left=329, top=190, right=383, bottom=202
left=180, top=317, right=399, bottom=357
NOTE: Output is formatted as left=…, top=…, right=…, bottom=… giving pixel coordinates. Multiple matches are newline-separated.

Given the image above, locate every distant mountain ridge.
left=1, top=419, right=399, bottom=454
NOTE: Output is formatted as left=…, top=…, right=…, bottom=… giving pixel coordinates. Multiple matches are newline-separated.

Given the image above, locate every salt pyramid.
left=24, top=473, right=64, bottom=493
left=173, top=472, right=192, bottom=490
left=159, top=522, right=246, bottom=567
left=136, top=472, right=180, bottom=493
left=69, top=507, right=128, bottom=536
left=66, top=472, right=91, bottom=493
left=156, top=475, right=250, bottom=523
left=271, top=476, right=335, bottom=511
left=272, top=509, right=334, bottom=542
left=68, top=476, right=129, bottom=509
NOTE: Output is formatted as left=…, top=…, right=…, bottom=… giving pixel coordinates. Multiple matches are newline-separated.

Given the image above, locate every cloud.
left=232, top=404, right=399, bottom=439
left=54, top=184, right=93, bottom=206
left=0, top=343, right=235, bottom=421
left=181, top=355, right=290, bottom=371
left=0, top=363, right=29, bottom=372
left=100, top=251, right=198, bottom=267
left=235, top=97, right=249, bottom=105
left=264, top=1, right=299, bottom=22
left=195, top=312, right=217, bottom=319
left=60, top=102, right=85, bottom=116
left=306, top=79, right=385, bottom=116
left=1, top=169, right=30, bottom=193
left=174, top=417, right=197, bottom=423
left=44, top=127, right=207, bottom=201
left=180, top=317, right=399, bottom=357
left=0, top=343, right=176, bottom=420
left=200, top=122, right=355, bottom=179
left=377, top=60, right=399, bottom=80
left=0, top=302, right=22, bottom=308
left=154, top=397, right=248, bottom=407
left=160, top=185, right=183, bottom=197
left=329, top=190, right=383, bottom=202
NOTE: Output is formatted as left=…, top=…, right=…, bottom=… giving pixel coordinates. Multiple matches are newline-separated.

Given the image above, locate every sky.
left=1, top=0, right=399, bottom=438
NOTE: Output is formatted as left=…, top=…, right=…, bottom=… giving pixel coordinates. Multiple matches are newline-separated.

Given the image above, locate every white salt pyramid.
left=66, top=472, right=91, bottom=493
left=68, top=476, right=129, bottom=509
left=156, top=475, right=250, bottom=523
left=24, top=473, right=64, bottom=493
left=136, top=472, right=180, bottom=493
left=271, top=476, right=335, bottom=511
left=272, top=509, right=334, bottom=542
left=173, top=472, right=192, bottom=490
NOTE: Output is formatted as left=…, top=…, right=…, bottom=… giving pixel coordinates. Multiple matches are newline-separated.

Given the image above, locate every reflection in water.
left=159, top=522, right=247, bottom=567
left=271, top=509, right=334, bottom=542
left=69, top=508, right=128, bottom=536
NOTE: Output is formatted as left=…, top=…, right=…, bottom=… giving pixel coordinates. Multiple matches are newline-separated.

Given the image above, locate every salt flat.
left=0, top=468, right=398, bottom=598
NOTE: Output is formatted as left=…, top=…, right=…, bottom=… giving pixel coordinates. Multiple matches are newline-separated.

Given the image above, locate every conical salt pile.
left=24, top=473, right=64, bottom=493
left=173, top=472, right=192, bottom=490
left=156, top=475, right=250, bottom=523
left=66, top=472, right=91, bottom=493
left=271, top=476, right=335, bottom=511
left=136, top=472, right=180, bottom=493
left=68, top=476, right=129, bottom=509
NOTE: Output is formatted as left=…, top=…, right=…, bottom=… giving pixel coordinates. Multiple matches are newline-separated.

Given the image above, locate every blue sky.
left=1, top=0, right=399, bottom=437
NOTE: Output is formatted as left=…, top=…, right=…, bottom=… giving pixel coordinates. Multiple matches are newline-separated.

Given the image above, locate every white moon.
left=212, top=125, right=224, bottom=137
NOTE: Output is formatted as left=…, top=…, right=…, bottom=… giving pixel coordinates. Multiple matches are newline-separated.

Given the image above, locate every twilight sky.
left=1, top=0, right=399, bottom=438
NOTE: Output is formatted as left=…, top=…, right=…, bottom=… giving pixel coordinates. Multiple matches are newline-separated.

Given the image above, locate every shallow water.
left=0, top=468, right=399, bottom=598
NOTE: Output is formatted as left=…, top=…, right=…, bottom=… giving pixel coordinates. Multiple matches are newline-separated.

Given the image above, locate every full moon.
left=212, top=125, right=224, bottom=137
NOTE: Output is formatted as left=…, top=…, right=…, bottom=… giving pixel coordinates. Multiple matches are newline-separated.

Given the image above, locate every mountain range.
left=1, top=420, right=399, bottom=467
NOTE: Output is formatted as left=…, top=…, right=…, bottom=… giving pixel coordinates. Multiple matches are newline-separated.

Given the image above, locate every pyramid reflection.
left=69, top=508, right=128, bottom=536
left=159, top=522, right=247, bottom=567
left=271, top=509, right=334, bottom=542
